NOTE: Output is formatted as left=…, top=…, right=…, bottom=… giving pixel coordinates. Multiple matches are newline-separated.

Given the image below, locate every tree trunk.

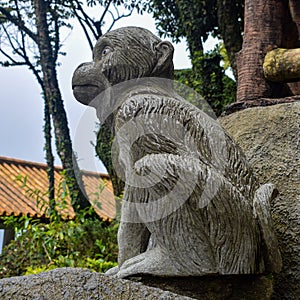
left=33, top=0, right=90, bottom=213
left=43, top=94, right=55, bottom=213
left=289, top=0, right=300, bottom=38
left=216, top=0, right=243, bottom=80
left=236, top=0, right=291, bottom=102
left=286, top=0, right=300, bottom=95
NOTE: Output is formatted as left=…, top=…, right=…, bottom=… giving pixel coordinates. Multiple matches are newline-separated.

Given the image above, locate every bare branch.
left=72, top=7, right=94, bottom=51
left=14, top=0, right=27, bottom=57
left=0, top=48, right=25, bottom=65
left=1, top=24, right=21, bottom=54
left=107, top=7, right=133, bottom=33
left=0, top=6, right=37, bottom=43
left=73, top=0, right=98, bottom=40
left=99, top=0, right=113, bottom=24
left=0, top=23, right=43, bottom=89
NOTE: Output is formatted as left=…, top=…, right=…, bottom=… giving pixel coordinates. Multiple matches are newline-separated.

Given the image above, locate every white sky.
left=0, top=10, right=217, bottom=173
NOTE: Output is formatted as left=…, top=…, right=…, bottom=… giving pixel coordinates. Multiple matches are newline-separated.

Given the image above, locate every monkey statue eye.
left=101, top=46, right=113, bottom=57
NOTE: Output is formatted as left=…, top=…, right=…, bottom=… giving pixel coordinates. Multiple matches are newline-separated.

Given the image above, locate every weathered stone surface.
left=138, top=274, right=273, bottom=300
left=220, top=101, right=300, bottom=300
left=0, top=268, right=194, bottom=300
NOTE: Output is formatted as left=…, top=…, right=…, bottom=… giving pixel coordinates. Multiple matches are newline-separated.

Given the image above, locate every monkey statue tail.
left=253, top=183, right=282, bottom=273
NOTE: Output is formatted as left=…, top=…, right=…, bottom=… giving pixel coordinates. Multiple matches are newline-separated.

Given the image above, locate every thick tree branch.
left=53, top=7, right=60, bottom=62
left=263, top=48, right=300, bottom=82
left=33, top=0, right=90, bottom=213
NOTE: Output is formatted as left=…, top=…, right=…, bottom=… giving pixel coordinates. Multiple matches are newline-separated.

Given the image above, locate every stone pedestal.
left=137, top=275, right=273, bottom=300
left=0, top=268, right=273, bottom=300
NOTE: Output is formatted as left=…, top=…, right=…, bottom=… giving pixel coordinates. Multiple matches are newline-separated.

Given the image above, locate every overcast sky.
left=0, top=11, right=217, bottom=174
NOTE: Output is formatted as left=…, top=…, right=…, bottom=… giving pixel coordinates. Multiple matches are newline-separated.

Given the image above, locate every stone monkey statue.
left=72, top=27, right=281, bottom=278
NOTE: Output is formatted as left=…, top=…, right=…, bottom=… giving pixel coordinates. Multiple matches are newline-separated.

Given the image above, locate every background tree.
left=236, top=0, right=300, bottom=102
left=0, top=0, right=90, bottom=213
left=148, top=0, right=242, bottom=114
left=68, top=0, right=147, bottom=197
left=0, top=0, right=146, bottom=209
left=174, top=48, right=236, bottom=116
left=153, top=0, right=300, bottom=106
left=148, top=0, right=244, bottom=78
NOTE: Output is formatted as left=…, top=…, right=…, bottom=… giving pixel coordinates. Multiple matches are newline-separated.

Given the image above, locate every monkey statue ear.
left=152, top=41, right=174, bottom=78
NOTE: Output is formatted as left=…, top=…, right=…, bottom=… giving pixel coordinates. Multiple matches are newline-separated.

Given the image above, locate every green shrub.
left=0, top=174, right=118, bottom=278
left=0, top=213, right=118, bottom=277
left=175, top=47, right=236, bottom=117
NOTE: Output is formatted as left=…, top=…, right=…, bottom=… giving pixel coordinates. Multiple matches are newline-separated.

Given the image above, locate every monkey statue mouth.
left=72, top=84, right=103, bottom=106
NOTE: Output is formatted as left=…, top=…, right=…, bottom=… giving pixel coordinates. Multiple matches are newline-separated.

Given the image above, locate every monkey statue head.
left=72, top=26, right=174, bottom=109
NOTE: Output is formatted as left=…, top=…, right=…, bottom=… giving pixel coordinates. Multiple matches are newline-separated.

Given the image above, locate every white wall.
left=0, top=229, right=4, bottom=254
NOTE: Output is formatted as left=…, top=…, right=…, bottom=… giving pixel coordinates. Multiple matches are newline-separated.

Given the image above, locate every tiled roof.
left=0, top=156, right=116, bottom=220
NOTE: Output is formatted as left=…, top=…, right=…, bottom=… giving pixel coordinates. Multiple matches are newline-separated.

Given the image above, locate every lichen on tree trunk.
left=263, top=48, right=300, bottom=82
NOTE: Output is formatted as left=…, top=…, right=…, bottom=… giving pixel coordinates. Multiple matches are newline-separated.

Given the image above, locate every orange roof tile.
left=0, top=156, right=116, bottom=220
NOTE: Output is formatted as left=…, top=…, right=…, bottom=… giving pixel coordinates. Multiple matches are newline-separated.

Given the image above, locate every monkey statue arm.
left=118, top=220, right=151, bottom=266
left=106, top=220, right=150, bottom=276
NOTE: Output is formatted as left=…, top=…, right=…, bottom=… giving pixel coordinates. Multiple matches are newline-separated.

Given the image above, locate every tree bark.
left=236, top=0, right=291, bottom=102
left=216, top=0, right=243, bottom=80
left=290, top=0, right=300, bottom=28
left=263, top=48, right=300, bottom=82
left=43, top=94, right=55, bottom=212
left=33, top=0, right=90, bottom=213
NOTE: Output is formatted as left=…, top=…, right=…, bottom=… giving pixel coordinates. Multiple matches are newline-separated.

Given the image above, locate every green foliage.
left=217, top=42, right=231, bottom=71
left=175, top=48, right=236, bottom=116
left=148, top=0, right=243, bottom=48
left=85, top=0, right=147, bottom=13
left=149, top=0, right=217, bottom=45
left=0, top=212, right=118, bottom=277
left=148, top=0, right=243, bottom=99
left=0, top=174, right=118, bottom=278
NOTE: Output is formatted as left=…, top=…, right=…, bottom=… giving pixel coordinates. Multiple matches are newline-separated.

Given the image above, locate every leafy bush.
left=175, top=47, right=236, bottom=116
left=0, top=175, right=118, bottom=278
left=0, top=212, right=118, bottom=277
